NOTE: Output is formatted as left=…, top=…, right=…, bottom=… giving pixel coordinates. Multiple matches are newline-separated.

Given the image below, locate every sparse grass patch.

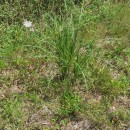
left=0, top=0, right=130, bottom=129
left=59, top=91, right=83, bottom=118
left=0, top=95, right=25, bottom=129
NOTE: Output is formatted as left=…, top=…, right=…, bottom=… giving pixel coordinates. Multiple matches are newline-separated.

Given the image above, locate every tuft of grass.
left=0, top=95, right=25, bottom=129
left=59, top=91, right=83, bottom=118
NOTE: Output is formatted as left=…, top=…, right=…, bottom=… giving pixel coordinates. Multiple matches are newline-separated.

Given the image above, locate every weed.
left=24, top=92, right=42, bottom=104
left=108, top=108, right=130, bottom=127
left=59, top=91, right=83, bottom=118
left=0, top=96, right=25, bottom=129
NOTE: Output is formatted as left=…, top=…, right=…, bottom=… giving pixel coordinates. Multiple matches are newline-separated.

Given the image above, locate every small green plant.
left=0, top=60, right=7, bottom=68
left=25, top=92, right=42, bottom=104
left=1, top=96, right=24, bottom=129
left=59, top=91, right=83, bottom=118
left=54, top=25, right=78, bottom=80
left=89, top=65, right=128, bottom=97
left=108, top=108, right=130, bottom=126
left=45, top=15, right=89, bottom=82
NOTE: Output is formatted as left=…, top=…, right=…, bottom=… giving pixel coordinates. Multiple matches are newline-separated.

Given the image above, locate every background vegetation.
left=0, top=0, right=130, bottom=129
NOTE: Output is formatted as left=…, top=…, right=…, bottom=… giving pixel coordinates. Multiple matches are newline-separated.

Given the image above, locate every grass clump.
left=59, top=91, right=83, bottom=118
left=50, top=22, right=87, bottom=81
left=0, top=96, right=25, bottom=129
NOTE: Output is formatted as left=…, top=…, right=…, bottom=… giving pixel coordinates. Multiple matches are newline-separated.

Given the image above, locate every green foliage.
left=0, top=0, right=130, bottom=129
left=90, top=66, right=128, bottom=96
left=25, top=92, right=42, bottom=104
left=0, top=0, right=82, bottom=24
left=55, top=25, right=78, bottom=79
left=108, top=108, right=130, bottom=125
left=59, top=91, right=83, bottom=117
left=0, top=60, right=7, bottom=68
left=0, top=96, right=24, bottom=129
left=44, top=13, right=94, bottom=81
left=52, top=23, right=87, bottom=80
